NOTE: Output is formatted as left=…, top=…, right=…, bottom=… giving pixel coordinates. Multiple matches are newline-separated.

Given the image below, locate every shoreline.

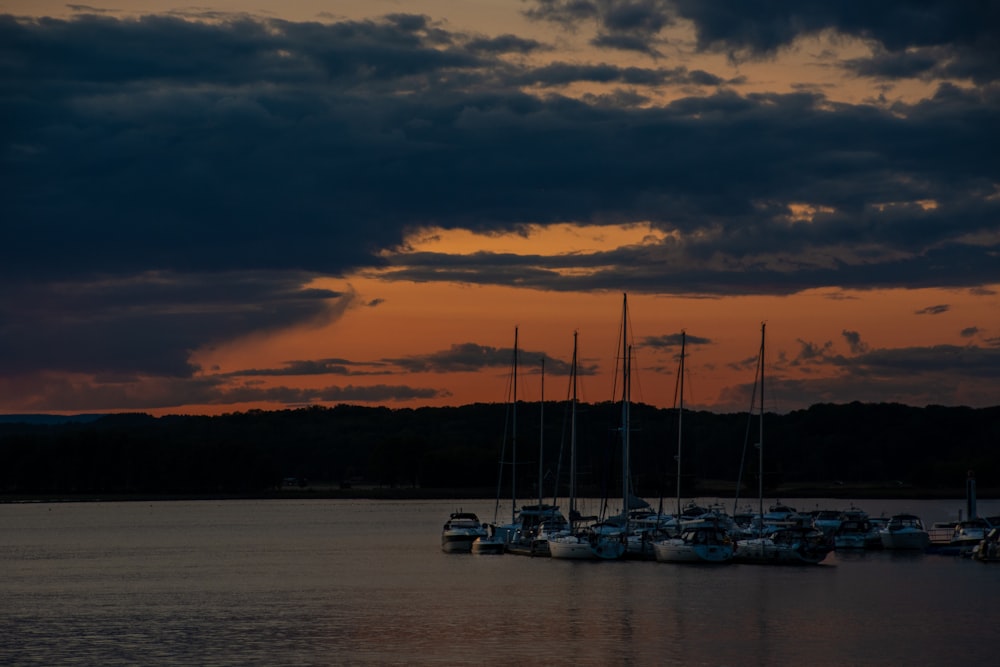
left=2, top=484, right=995, bottom=504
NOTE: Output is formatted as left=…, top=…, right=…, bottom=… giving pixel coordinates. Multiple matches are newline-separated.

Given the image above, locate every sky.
left=2, top=1, right=999, bottom=416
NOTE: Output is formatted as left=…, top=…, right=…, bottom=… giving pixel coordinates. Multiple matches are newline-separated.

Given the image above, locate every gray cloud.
left=523, top=1, right=1000, bottom=82
left=2, top=8, right=998, bottom=411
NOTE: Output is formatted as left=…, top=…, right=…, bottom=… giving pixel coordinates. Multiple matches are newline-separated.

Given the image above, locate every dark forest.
left=1, top=402, right=997, bottom=499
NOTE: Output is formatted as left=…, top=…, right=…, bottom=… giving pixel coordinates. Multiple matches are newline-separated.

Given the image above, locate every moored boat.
left=833, top=517, right=879, bottom=550
left=732, top=325, right=828, bottom=566
left=734, top=526, right=830, bottom=565
left=879, top=513, right=930, bottom=550
left=441, top=511, right=488, bottom=553
left=654, top=520, right=734, bottom=563
left=972, top=527, right=1000, bottom=562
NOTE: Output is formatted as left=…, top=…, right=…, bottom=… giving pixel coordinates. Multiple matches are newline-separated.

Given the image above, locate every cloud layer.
left=2, top=3, right=998, bottom=411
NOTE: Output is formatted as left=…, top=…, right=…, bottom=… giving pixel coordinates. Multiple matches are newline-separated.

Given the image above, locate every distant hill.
left=0, top=414, right=106, bottom=425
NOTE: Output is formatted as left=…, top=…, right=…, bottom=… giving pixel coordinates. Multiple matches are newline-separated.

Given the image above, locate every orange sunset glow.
left=2, top=1, right=998, bottom=416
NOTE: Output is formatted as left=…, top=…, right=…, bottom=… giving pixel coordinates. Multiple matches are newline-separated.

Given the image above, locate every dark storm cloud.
left=2, top=9, right=998, bottom=409
left=524, top=1, right=1000, bottom=82
left=0, top=271, right=345, bottom=376
left=5, top=13, right=998, bottom=292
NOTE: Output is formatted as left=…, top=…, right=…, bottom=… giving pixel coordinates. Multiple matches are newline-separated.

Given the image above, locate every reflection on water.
left=1, top=498, right=999, bottom=666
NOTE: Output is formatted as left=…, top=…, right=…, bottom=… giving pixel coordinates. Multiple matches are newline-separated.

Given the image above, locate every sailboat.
left=472, top=327, right=521, bottom=555
left=733, top=324, right=830, bottom=565
left=500, top=328, right=565, bottom=557
left=654, top=331, right=734, bottom=563
left=595, top=295, right=642, bottom=560
left=549, top=332, right=603, bottom=560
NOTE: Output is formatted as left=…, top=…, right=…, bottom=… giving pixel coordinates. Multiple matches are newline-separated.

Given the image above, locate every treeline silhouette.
left=1, top=402, right=997, bottom=497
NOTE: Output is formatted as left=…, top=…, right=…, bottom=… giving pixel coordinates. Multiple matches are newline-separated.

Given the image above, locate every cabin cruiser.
left=441, top=512, right=489, bottom=553
left=879, top=514, right=930, bottom=550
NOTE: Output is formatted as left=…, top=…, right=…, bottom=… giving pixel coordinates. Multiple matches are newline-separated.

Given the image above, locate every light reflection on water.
left=2, top=498, right=998, bottom=666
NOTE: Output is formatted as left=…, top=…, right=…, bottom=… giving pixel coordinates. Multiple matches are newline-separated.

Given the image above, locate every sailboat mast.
left=512, top=326, right=518, bottom=525
left=621, top=293, right=630, bottom=529
left=676, top=330, right=685, bottom=520
left=539, top=356, right=544, bottom=509
left=570, top=332, right=578, bottom=519
left=758, top=322, right=765, bottom=537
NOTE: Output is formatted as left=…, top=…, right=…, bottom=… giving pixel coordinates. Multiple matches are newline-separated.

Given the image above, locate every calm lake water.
left=2, top=497, right=999, bottom=666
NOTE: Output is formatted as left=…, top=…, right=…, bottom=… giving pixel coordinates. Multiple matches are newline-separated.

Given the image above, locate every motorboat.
left=879, top=513, right=930, bottom=550
left=441, top=511, right=488, bottom=553
left=833, top=517, right=880, bottom=550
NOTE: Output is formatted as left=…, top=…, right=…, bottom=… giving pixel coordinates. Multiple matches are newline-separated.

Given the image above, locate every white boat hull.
left=654, top=539, right=733, bottom=563
left=441, top=533, right=482, bottom=553
left=548, top=537, right=596, bottom=560
left=879, top=530, right=930, bottom=550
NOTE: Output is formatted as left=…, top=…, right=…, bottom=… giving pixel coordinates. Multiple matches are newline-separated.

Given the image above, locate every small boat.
left=734, top=526, right=830, bottom=565
left=972, top=527, right=1000, bottom=562
left=505, top=503, right=565, bottom=556
left=833, top=517, right=879, bottom=550
left=948, top=518, right=992, bottom=553
left=654, top=521, right=734, bottom=564
left=879, top=513, right=930, bottom=550
left=471, top=523, right=506, bottom=555
left=441, top=511, right=488, bottom=553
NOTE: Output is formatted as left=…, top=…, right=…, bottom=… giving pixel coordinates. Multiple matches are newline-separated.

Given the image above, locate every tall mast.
left=569, top=332, right=578, bottom=519
left=538, top=356, right=545, bottom=509
left=512, top=326, right=518, bottom=525
left=621, top=293, right=630, bottom=529
left=676, top=330, right=685, bottom=520
left=758, top=322, right=765, bottom=538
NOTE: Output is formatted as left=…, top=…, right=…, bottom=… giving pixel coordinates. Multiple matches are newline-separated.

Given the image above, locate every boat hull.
left=734, top=538, right=828, bottom=565
left=548, top=537, right=596, bottom=560
left=471, top=537, right=506, bottom=555
left=654, top=539, right=733, bottom=563
left=441, top=534, right=482, bottom=553
left=879, top=530, right=930, bottom=550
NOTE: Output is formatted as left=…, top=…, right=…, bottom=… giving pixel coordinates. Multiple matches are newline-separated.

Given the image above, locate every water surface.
left=2, top=498, right=998, bottom=665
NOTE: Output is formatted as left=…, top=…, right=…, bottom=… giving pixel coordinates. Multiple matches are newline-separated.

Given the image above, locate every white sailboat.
left=654, top=331, right=734, bottom=564
left=499, top=328, right=565, bottom=557
left=548, top=332, right=600, bottom=560
left=472, top=327, right=520, bottom=555
left=733, top=324, right=830, bottom=565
